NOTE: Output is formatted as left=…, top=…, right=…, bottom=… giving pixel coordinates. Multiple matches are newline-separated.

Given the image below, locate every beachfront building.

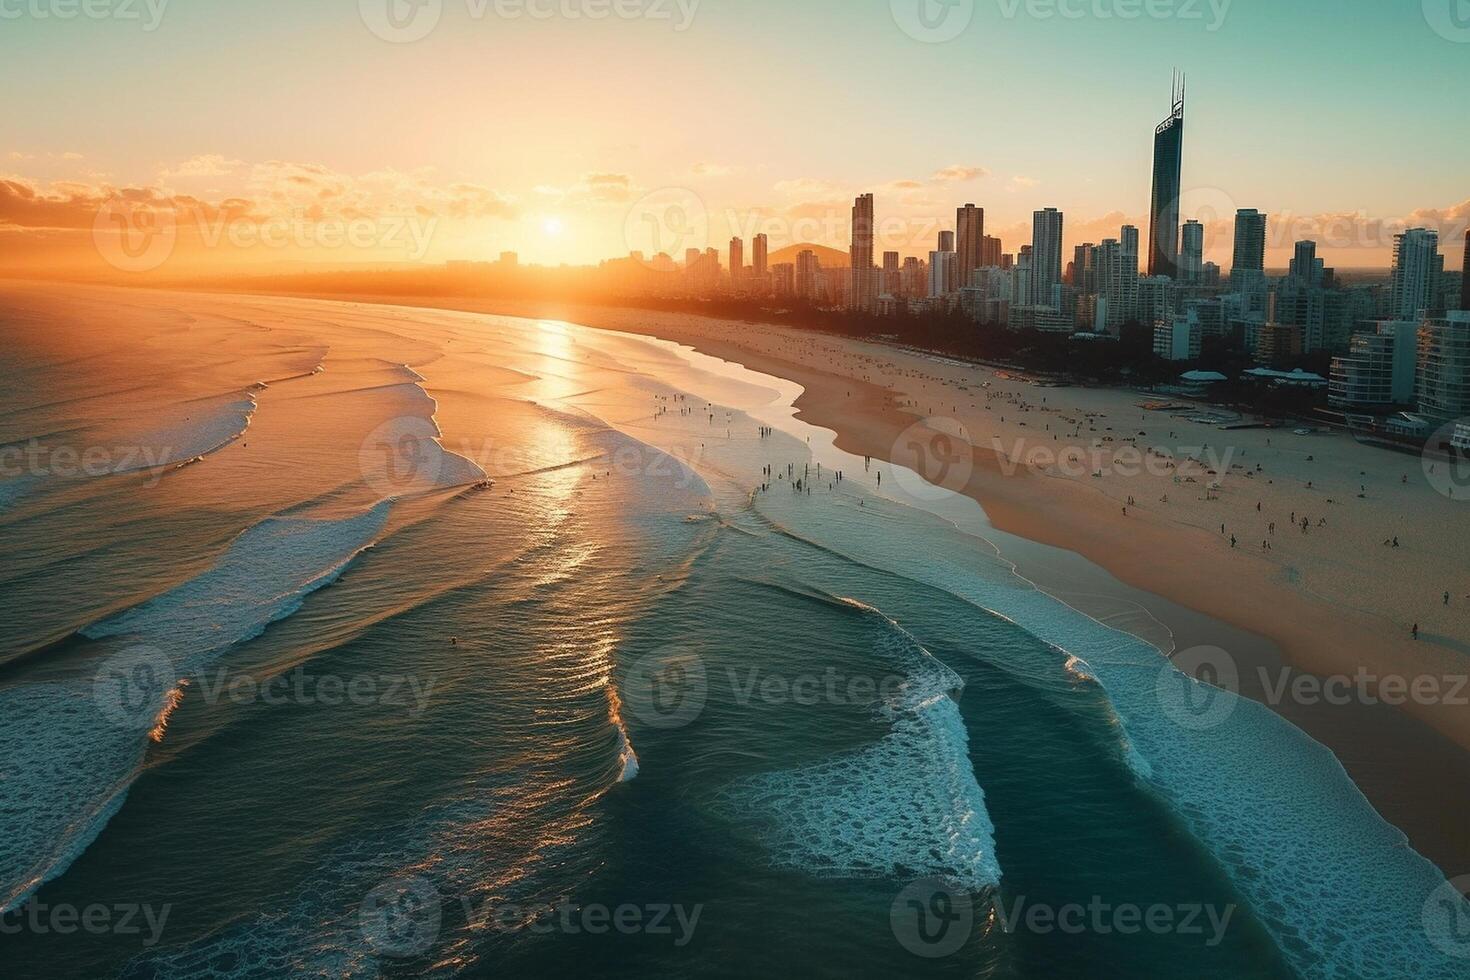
left=901, top=256, right=927, bottom=299
left=929, top=248, right=956, bottom=299
left=728, top=237, right=744, bottom=288
left=1230, top=209, right=1268, bottom=315
left=882, top=251, right=901, bottom=296
left=1030, top=208, right=1065, bottom=307
left=1094, top=236, right=1140, bottom=332
left=956, top=204, right=985, bottom=288
left=1329, top=320, right=1419, bottom=408
left=849, top=194, right=876, bottom=311
left=770, top=262, right=795, bottom=296
left=1154, top=311, right=1203, bottom=361
left=1390, top=228, right=1444, bottom=319
left=1231, top=209, right=1266, bottom=287
left=1138, top=276, right=1179, bottom=328
left=1417, top=310, right=1470, bottom=421
left=981, top=234, right=1003, bottom=269
left=1147, top=73, right=1186, bottom=279
left=1462, top=229, right=1470, bottom=311
left=753, top=234, right=768, bottom=280
left=795, top=249, right=820, bottom=301
left=1180, top=220, right=1204, bottom=282
left=1008, top=304, right=1073, bottom=333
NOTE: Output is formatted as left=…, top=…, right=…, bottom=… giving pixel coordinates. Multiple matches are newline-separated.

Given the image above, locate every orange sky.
left=3, top=1, right=1467, bottom=280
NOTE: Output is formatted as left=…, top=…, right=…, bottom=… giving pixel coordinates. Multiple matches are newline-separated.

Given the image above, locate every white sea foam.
left=720, top=618, right=1001, bottom=892
left=793, top=519, right=1469, bottom=979
left=0, top=502, right=392, bottom=913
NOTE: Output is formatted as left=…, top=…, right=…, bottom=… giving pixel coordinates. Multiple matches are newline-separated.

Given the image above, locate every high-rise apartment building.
left=883, top=251, right=901, bottom=296
left=1180, top=220, right=1204, bottom=281
left=956, top=204, right=985, bottom=287
left=981, top=235, right=1003, bottom=269
left=1232, top=209, right=1267, bottom=290
left=849, top=194, right=876, bottom=310
left=1462, top=230, right=1469, bottom=311
left=1148, top=73, right=1186, bottom=279
left=1030, top=208, right=1064, bottom=308
left=1417, top=311, right=1470, bottom=421
left=796, top=249, right=820, bottom=300
left=729, top=237, right=743, bottom=285
left=1391, top=228, right=1443, bottom=319
left=753, top=234, right=769, bottom=280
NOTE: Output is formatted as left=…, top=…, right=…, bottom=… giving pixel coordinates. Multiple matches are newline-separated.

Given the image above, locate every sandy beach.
left=282, top=291, right=1470, bottom=878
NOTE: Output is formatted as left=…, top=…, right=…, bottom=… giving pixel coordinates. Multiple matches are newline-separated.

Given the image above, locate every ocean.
left=0, top=285, right=1464, bottom=978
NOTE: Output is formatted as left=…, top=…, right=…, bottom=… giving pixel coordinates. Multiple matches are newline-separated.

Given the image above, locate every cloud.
left=932, top=165, right=989, bottom=183
left=690, top=162, right=738, bottom=178
left=161, top=154, right=244, bottom=179
left=1006, top=176, right=1040, bottom=193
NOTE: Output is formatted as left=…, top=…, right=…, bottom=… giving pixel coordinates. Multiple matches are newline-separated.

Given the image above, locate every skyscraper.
left=850, top=193, right=876, bottom=310
left=753, top=233, right=769, bottom=280
left=796, top=249, right=820, bottom=300
left=1462, top=230, right=1469, bottom=312
left=932, top=231, right=957, bottom=296
left=1180, top=220, right=1204, bottom=281
left=1073, top=243, right=1097, bottom=295
left=1148, top=72, right=1186, bottom=279
left=882, top=251, right=901, bottom=296
left=1030, top=208, right=1064, bottom=307
left=1232, top=209, right=1267, bottom=289
left=729, top=237, right=743, bottom=285
left=981, top=235, right=1003, bottom=269
left=1288, top=240, right=1324, bottom=286
left=1390, top=228, right=1443, bottom=319
left=956, top=204, right=985, bottom=287
left=1121, top=224, right=1140, bottom=262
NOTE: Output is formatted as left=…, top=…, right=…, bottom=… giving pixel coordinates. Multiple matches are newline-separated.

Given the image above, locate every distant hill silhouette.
left=766, top=243, right=850, bottom=268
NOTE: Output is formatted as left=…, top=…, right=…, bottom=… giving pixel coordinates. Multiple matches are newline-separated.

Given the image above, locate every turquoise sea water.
left=0, top=288, right=1465, bottom=978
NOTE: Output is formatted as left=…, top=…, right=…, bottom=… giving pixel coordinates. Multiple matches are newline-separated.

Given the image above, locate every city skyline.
left=3, top=0, right=1468, bottom=275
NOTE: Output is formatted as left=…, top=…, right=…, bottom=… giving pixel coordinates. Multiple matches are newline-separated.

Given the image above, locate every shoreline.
left=40, top=282, right=1470, bottom=879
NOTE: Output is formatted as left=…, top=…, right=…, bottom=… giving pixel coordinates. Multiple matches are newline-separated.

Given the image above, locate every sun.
left=542, top=217, right=564, bottom=236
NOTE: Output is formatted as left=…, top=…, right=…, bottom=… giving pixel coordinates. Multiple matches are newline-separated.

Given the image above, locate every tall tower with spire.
left=1148, top=71, right=1186, bottom=280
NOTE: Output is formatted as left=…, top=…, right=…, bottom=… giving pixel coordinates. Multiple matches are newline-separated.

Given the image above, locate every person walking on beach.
left=1412, top=623, right=1420, bottom=641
